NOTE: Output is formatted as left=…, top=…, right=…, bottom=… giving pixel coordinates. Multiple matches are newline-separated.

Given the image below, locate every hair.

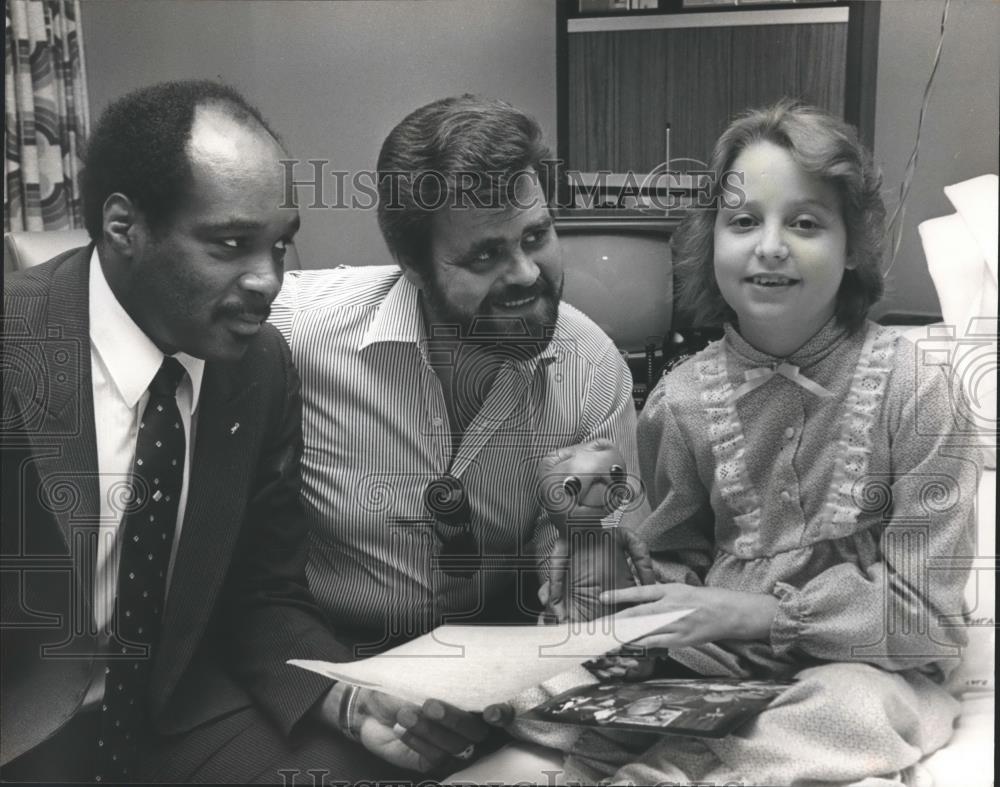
left=376, top=94, right=556, bottom=274
left=672, top=99, right=885, bottom=333
left=82, top=79, right=281, bottom=241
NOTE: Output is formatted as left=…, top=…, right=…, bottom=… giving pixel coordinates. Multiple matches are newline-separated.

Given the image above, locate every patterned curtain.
left=4, top=0, right=89, bottom=231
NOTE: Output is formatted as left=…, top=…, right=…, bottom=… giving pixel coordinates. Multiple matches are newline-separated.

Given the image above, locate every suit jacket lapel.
left=151, top=361, right=261, bottom=710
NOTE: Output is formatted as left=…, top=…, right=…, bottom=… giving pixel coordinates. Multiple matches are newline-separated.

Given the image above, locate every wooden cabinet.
left=558, top=2, right=876, bottom=175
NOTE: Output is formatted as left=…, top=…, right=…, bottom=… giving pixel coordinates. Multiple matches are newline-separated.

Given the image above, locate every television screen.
left=555, top=219, right=674, bottom=355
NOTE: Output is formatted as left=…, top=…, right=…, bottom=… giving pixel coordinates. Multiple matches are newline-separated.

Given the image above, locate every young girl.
left=592, top=101, right=981, bottom=785
left=484, top=102, right=980, bottom=787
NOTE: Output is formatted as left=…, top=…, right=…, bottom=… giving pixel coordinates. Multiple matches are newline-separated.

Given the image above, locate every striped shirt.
left=270, top=265, right=640, bottom=646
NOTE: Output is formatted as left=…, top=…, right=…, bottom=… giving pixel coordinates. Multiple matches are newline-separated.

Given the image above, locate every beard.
left=421, top=268, right=564, bottom=357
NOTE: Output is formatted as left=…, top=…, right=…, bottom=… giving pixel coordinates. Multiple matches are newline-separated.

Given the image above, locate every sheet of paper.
left=289, top=609, right=691, bottom=711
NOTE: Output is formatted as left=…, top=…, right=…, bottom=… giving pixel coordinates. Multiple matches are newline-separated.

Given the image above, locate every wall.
left=81, top=0, right=557, bottom=270
left=80, top=0, right=998, bottom=315
left=873, top=0, right=999, bottom=319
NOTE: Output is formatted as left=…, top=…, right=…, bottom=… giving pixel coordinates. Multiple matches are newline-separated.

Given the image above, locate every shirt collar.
left=724, top=315, right=847, bottom=368
left=359, top=271, right=425, bottom=351
left=89, top=248, right=205, bottom=412
left=358, top=272, right=559, bottom=367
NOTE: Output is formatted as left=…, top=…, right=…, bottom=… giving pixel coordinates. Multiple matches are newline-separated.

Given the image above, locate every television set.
left=554, top=216, right=675, bottom=356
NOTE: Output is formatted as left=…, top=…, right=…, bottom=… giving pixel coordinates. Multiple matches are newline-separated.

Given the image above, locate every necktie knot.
left=149, top=357, right=186, bottom=398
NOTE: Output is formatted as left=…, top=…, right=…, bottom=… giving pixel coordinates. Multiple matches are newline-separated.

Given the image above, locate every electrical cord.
left=882, top=0, right=951, bottom=278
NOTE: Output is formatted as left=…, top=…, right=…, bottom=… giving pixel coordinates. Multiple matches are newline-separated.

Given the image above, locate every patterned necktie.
left=97, top=357, right=186, bottom=783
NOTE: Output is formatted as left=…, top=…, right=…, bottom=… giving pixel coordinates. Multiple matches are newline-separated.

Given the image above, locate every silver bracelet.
left=338, top=685, right=361, bottom=743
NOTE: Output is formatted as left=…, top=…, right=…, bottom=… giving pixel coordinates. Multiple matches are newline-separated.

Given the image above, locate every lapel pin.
left=230, top=422, right=240, bottom=435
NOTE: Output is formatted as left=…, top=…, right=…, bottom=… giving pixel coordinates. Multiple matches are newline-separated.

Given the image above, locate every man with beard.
left=269, top=95, right=642, bottom=770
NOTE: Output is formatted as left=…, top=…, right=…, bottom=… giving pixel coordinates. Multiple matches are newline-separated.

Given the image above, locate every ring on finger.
left=455, top=743, right=476, bottom=761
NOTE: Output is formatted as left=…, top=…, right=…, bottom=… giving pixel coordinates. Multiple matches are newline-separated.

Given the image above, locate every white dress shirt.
left=84, top=249, right=204, bottom=704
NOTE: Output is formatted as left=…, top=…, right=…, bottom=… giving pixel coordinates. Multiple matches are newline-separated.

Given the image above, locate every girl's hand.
left=600, top=583, right=779, bottom=648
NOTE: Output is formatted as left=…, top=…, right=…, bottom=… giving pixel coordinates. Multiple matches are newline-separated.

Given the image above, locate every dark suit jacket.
left=1, top=246, right=349, bottom=765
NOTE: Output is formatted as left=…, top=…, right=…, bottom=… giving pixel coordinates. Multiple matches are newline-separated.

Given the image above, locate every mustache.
left=494, top=276, right=556, bottom=303
left=216, top=301, right=271, bottom=321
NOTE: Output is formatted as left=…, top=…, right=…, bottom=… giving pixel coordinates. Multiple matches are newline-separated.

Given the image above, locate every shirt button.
left=431, top=416, right=444, bottom=427
left=784, top=427, right=795, bottom=439
left=780, top=490, right=792, bottom=502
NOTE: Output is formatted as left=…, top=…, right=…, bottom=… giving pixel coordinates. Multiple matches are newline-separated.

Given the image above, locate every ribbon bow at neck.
left=730, top=362, right=834, bottom=403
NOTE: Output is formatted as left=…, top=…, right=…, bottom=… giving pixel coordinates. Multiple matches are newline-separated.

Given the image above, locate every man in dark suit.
left=1, top=80, right=484, bottom=784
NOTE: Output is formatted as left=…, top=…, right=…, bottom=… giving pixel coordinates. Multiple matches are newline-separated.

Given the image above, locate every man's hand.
left=543, top=526, right=656, bottom=623
left=316, top=685, right=490, bottom=773
left=585, top=644, right=661, bottom=682
left=600, top=584, right=779, bottom=648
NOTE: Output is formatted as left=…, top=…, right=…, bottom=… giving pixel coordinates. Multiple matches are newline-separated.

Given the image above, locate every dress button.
left=784, top=427, right=795, bottom=439
left=780, top=490, right=793, bottom=502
